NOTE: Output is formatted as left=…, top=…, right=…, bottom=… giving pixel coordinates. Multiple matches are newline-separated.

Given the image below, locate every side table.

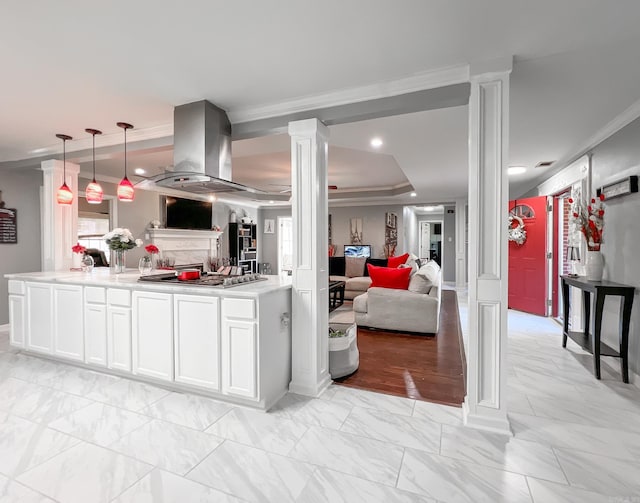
left=561, top=275, right=635, bottom=383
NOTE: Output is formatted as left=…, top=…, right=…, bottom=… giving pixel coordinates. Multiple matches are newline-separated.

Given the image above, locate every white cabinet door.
left=8, top=295, right=25, bottom=348
left=174, top=294, right=220, bottom=390
left=84, top=303, right=107, bottom=367
left=107, top=306, right=132, bottom=372
left=53, top=284, right=84, bottom=361
left=221, top=319, right=257, bottom=399
left=26, top=282, right=53, bottom=354
left=132, top=291, right=173, bottom=381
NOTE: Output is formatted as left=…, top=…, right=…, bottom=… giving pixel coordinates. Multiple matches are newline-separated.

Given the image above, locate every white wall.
left=403, top=206, right=418, bottom=256
left=0, top=167, right=42, bottom=324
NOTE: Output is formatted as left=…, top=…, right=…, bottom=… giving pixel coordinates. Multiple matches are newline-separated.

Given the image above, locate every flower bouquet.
left=570, top=193, right=605, bottom=251
left=71, top=242, right=87, bottom=270
left=102, top=228, right=142, bottom=273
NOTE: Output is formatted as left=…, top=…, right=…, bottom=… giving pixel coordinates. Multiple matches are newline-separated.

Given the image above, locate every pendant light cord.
left=124, top=127, right=127, bottom=178
left=92, top=133, right=96, bottom=182
left=62, top=138, right=66, bottom=182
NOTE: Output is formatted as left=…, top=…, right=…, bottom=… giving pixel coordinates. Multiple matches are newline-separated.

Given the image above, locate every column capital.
left=288, top=118, right=330, bottom=140
left=469, top=56, right=513, bottom=80
left=41, top=158, right=80, bottom=175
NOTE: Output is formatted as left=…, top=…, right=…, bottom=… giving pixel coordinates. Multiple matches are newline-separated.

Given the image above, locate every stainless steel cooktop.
left=138, top=272, right=268, bottom=288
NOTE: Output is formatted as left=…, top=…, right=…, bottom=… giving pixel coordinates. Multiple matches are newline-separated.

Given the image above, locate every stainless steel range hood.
left=149, top=100, right=264, bottom=195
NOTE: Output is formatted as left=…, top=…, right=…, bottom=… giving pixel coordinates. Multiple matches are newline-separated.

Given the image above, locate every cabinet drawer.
left=222, top=298, right=255, bottom=320
left=85, top=286, right=106, bottom=304
left=8, top=280, right=25, bottom=295
left=107, top=288, right=131, bottom=307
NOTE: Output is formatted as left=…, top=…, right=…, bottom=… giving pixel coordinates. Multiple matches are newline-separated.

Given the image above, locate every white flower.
left=135, top=239, right=143, bottom=247
left=121, top=236, right=130, bottom=243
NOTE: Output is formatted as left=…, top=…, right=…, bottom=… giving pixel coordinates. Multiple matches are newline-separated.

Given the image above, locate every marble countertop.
left=5, top=269, right=292, bottom=297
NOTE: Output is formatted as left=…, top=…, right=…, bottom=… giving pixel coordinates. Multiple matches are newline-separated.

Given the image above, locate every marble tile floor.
left=1, top=308, right=640, bottom=502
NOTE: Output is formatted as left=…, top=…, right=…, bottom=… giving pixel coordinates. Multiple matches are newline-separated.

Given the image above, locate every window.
left=510, top=204, right=535, bottom=219
left=77, top=214, right=111, bottom=258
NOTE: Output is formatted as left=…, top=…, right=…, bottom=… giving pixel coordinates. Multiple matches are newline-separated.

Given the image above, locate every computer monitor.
left=344, top=245, right=371, bottom=258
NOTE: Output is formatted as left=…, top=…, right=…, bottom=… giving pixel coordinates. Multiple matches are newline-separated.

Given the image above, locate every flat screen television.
left=163, top=196, right=212, bottom=230
left=344, top=245, right=371, bottom=258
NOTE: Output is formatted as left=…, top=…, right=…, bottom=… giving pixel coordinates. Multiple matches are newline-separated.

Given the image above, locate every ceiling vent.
left=535, top=160, right=555, bottom=168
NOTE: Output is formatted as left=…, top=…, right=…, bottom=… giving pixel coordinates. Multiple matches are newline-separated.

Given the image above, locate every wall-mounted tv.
left=344, top=245, right=371, bottom=258
left=162, top=196, right=212, bottom=230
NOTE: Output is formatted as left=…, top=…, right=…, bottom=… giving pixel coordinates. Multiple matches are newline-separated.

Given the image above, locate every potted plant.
left=570, top=193, right=605, bottom=281
left=102, top=228, right=143, bottom=274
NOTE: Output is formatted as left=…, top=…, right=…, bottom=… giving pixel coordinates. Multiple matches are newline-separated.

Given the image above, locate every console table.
left=561, top=275, right=635, bottom=383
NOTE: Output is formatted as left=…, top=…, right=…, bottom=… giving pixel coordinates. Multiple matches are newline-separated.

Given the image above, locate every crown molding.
left=552, top=97, right=640, bottom=174
left=229, top=64, right=470, bottom=124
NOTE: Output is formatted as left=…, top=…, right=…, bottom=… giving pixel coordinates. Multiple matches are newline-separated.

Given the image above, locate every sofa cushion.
left=345, top=257, right=366, bottom=278
left=417, top=262, right=440, bottom=283
left=367, top=264, right=411, bottom=290
left=363, top=258, right=388, bottom=276
left=387, top=253, right=409, bottom=268
left=330, top=275, right=349, bottom=283
left=353, top=292, right=368, bottom=313
left=329, top=256, right=345, bottom=277
left=346, top=276, right=372, bottom=291
left=408, top=273, right=432, bottom=294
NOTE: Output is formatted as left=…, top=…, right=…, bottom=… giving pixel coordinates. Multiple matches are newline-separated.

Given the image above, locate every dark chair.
left=85, top=248, right=109, bottom=267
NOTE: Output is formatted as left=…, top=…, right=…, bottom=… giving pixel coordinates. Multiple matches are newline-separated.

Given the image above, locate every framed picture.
left=264, top=219, right=275, bottom=234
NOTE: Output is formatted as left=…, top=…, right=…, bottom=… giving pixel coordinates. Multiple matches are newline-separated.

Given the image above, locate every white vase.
left=585, top=250, right=604, bottom=282
left=71, top=253, right=83, bottom=269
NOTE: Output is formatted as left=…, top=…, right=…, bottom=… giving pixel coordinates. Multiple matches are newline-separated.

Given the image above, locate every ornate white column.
left=288, top=118, right=331, bottom=396
left=455, top=198, right=467, bottom=287
left=463, top=59, right=512, bottom=435
left=41, top=159, right=80, bottom=271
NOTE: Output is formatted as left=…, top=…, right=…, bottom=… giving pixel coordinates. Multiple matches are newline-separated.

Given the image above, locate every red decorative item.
left=117, top=122, right=135, bottom=202
left=570, top=193, right=605, bottom=250
left=367, top=264, right=411, bottom=290
left=71, top=242, right=86, bottom=254
left=145, top=244, right=159, bottom=254
left=387, top=253, right=409, bottom=268
left=85, top=128, right=104, bottom=204
left=177, top=269, right=201, bottom=281
left=55, top=134, right=73, bottom=205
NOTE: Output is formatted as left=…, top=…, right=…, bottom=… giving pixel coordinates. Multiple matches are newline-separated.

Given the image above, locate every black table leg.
left=583, top=290, right=591, bottom=341
left=562, top=279, right=570, bottom=347
left=593, top=292, right=605, bottom=380
left=620, top=292, right=634, bottom=384
left=339, top=286, right=345, bottom=307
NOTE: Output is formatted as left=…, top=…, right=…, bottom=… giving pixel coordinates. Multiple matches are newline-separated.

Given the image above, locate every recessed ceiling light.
left=370, top=137, right=383, bottom=148
left=134, top=168, right=146, bottom=175
left=208, top=195, right=216, bottom=202
left=410, top=192, right=417, bottom=197
left=508, top=166, right=527, bottom=176
left=269, top=200, right=275, bottom=204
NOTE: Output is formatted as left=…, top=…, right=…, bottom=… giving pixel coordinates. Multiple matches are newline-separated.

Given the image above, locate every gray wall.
left=0, top=167, right=42, bottom=325
left=443, top=205, right=456, bottom=282
left=403, top=206, right=418, bottom=256
left=589, top=116, right=640, bottom=376
left=329, top=205, right=406, bottom=258
left=417, top=205, right=456, bottom=282
left=258, top=207, right=292, bottom=273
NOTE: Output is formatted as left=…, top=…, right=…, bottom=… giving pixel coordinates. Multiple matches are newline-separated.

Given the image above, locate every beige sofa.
left=329, top=275, right=371, bottom=300
left=353, top=266, right=442, bottom=334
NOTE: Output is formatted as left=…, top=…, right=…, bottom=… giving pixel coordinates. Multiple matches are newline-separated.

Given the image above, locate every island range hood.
left=148, top=100, right=264, bottom=195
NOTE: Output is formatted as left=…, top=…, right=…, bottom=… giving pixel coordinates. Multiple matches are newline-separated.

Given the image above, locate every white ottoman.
left=329, top=322, right=359, bottom=379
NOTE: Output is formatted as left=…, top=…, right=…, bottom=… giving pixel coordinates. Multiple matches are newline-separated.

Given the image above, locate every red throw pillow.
left=367, top=264, right=411, bottom=290
left=387, top=253, right=409, bottom=268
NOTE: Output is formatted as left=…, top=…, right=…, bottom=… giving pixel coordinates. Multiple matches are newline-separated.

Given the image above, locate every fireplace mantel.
left=148, top=228, right=223, bottom=266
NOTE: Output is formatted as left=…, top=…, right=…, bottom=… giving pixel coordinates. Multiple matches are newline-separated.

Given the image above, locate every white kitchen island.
left=5, top=269, right=292, bottom=410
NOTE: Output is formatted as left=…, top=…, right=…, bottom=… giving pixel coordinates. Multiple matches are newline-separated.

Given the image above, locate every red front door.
left=508, top=196, right=548, bottom=316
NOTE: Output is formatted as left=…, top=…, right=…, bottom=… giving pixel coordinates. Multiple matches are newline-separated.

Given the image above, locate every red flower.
left=591, top=198, right=596, bottom=203
left=599, top=193, right=605, bottom=201
left=573, top=212, right=579, bottom=218
left=598, top=209, right=604, bottom=216
left=145, top=244, right=159, bottom=254
left=587, top=206, right=592, bottom=212
left=568, top=198, right=573, bottom=203
left=72, top=242, right=86, bottom=254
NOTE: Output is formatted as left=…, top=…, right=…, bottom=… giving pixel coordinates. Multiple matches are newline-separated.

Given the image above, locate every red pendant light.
left=116, top=122, right=135, bottom=202
left=85, top=128, right=103, bottom=204
left=56, top=133, right=73, bottom=205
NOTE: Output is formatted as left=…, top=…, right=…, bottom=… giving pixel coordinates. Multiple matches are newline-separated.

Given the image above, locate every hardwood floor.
left=334, top=290, right=466, bottom=406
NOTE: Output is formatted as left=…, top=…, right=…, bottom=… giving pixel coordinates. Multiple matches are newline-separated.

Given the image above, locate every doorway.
left=277, top=216, right=293, bottom=275
left=419, top=220, right=443, bottom=265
